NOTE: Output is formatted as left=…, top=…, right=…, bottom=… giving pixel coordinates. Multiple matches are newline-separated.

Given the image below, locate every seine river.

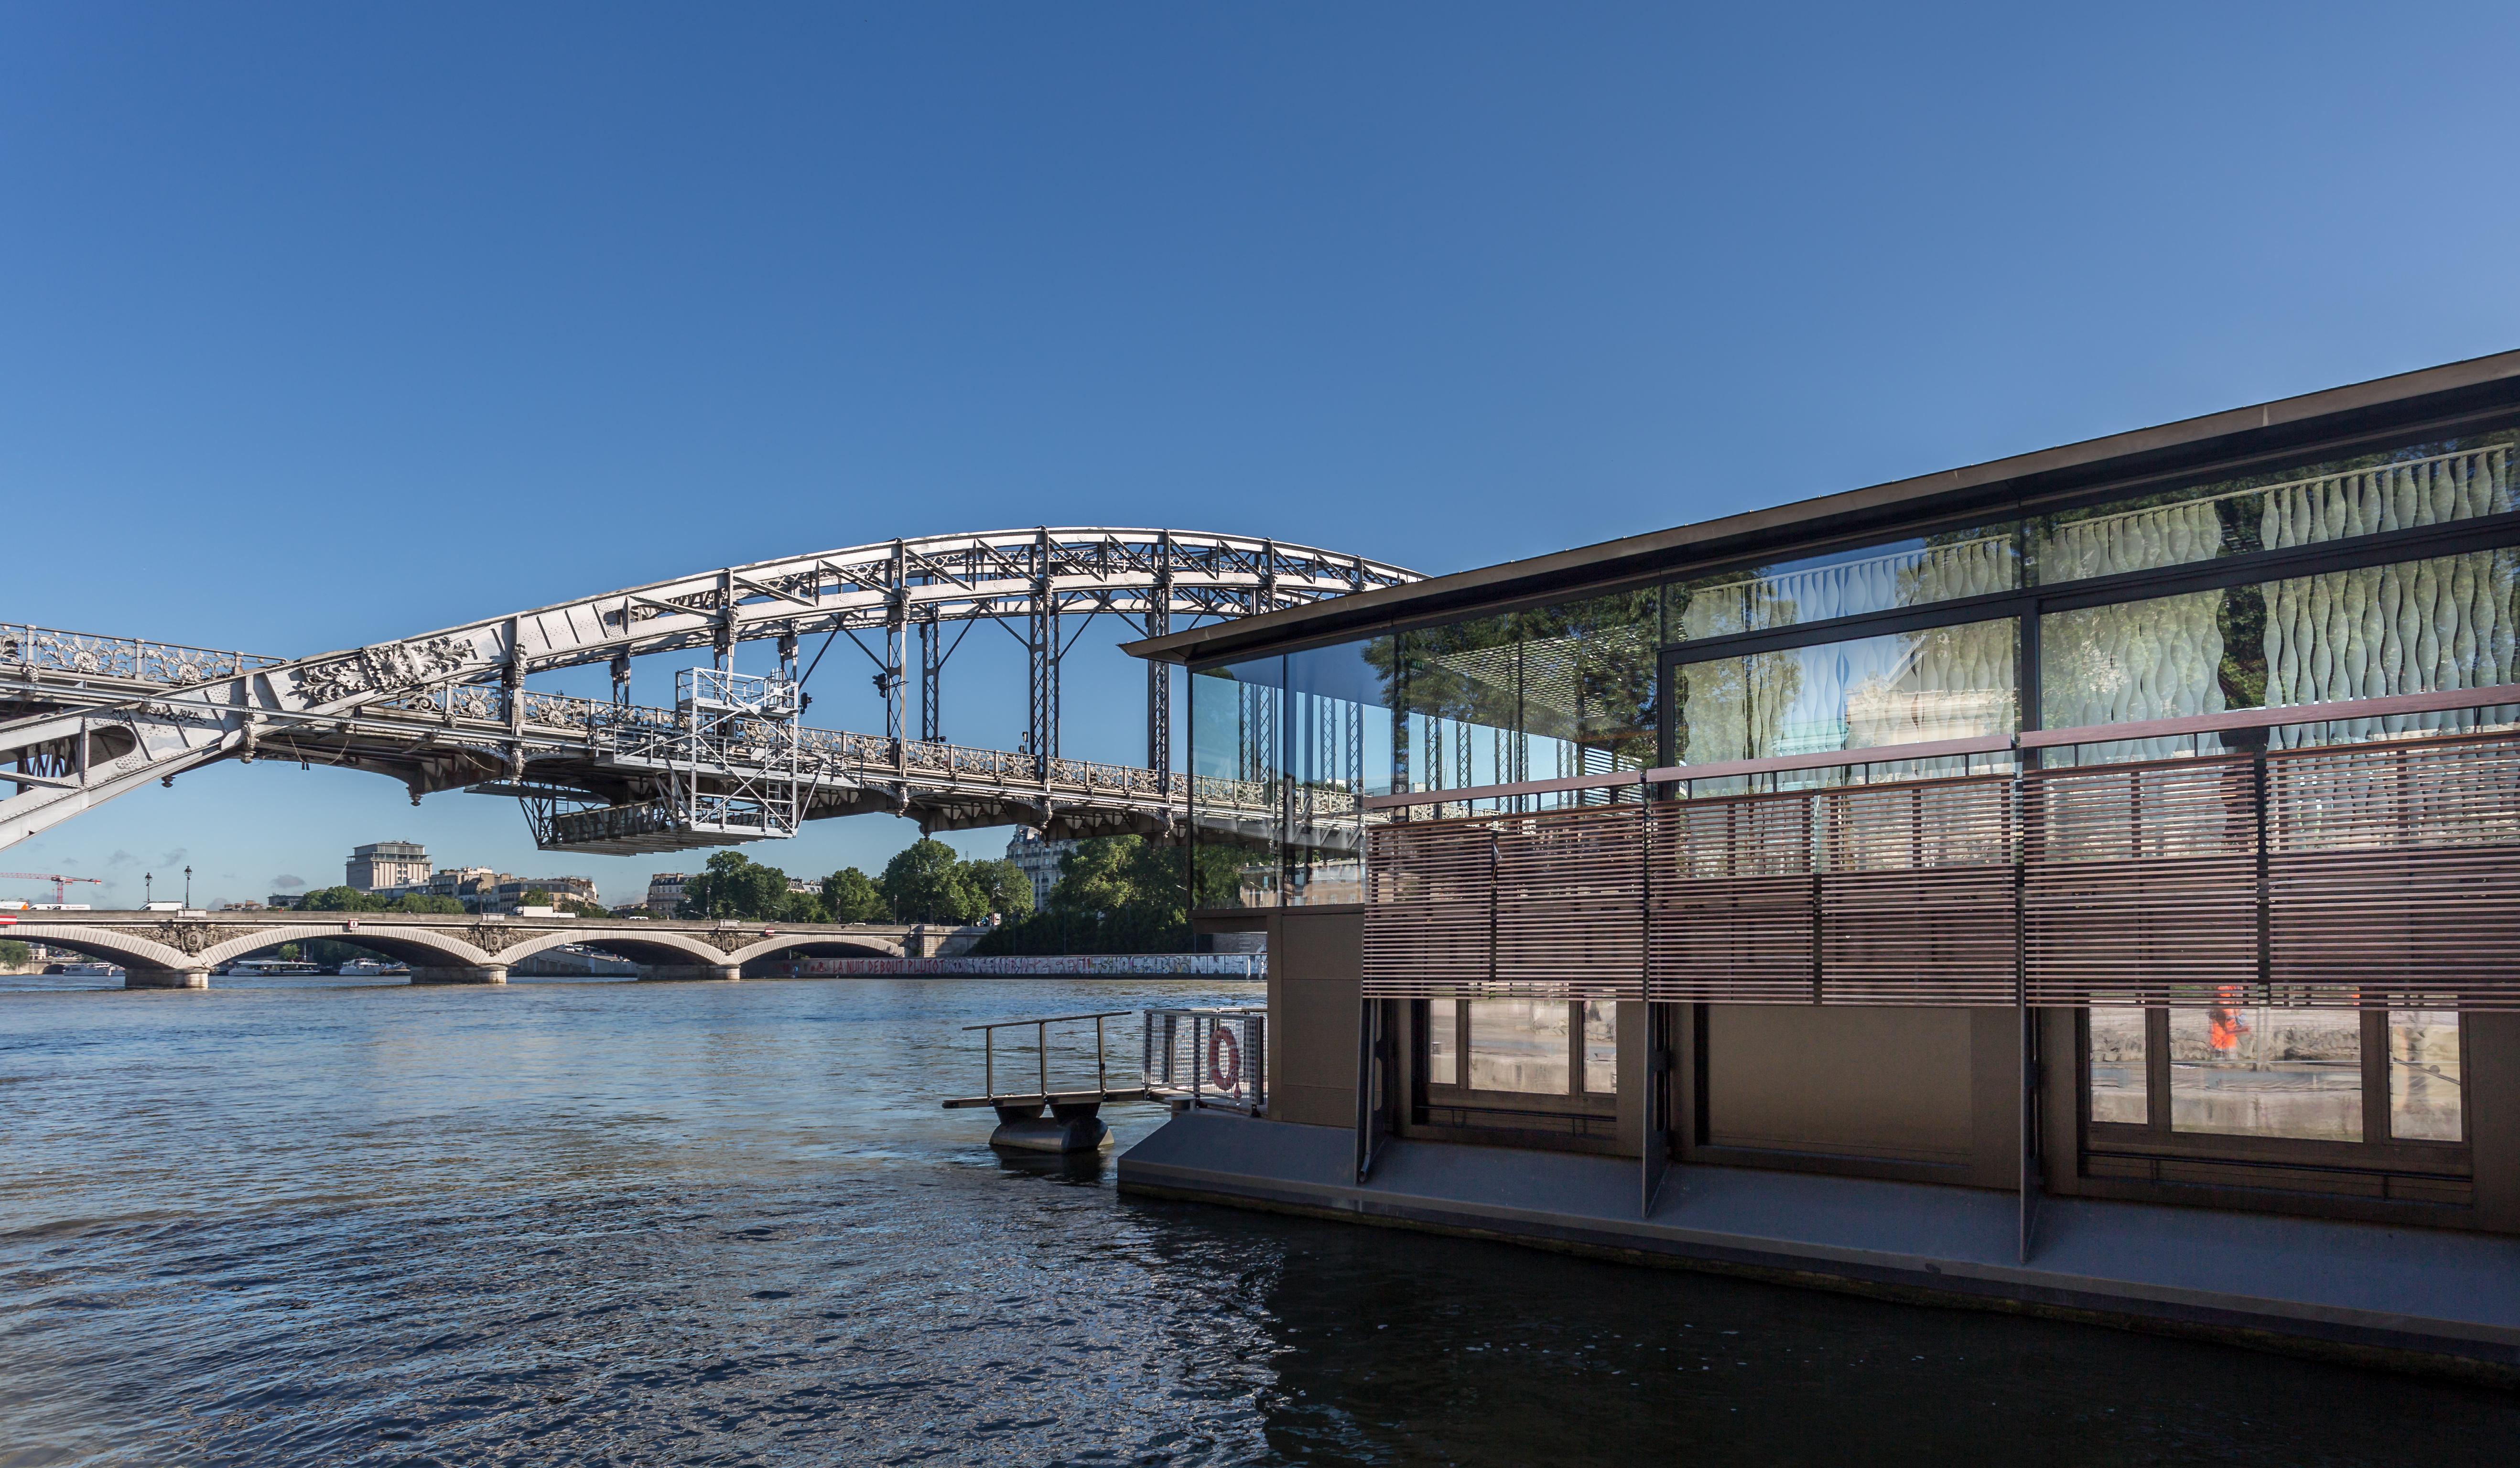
left=3, top=972, right=2515, bottom=1466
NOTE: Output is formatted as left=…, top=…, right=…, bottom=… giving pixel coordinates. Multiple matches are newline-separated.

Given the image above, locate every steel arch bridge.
left=1, top=528, right=1416, bottom=856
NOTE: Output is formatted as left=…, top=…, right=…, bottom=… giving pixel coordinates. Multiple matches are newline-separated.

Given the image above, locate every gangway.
left=941, top=1005, right=1268, bottom=1151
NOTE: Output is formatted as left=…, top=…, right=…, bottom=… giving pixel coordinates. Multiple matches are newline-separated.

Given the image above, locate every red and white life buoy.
left=1209, top=1026, right=1241, bottom=1093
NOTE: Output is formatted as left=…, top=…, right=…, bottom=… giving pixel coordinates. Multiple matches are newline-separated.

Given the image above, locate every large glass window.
left=2033, top=429, right=2518, bottom=584
left=1391, top=591, right=1659, bottom=800
left=2390, top=1009, right=2464, bottom=1143
left=1668, top=527, right=2019, bottom=642
left=1672, top=617, right=2017, bottom=766
left=2088, top=1006, right=2148, bottom=1124
left=2170, top=1005, right=2363, bottom=1143
left=2039, top=546, right=2520, bottom=753
left=1283, top=637, right=1396, bottom=905
left=1423, top=999, right=1617, bottom=1100
left=2087, top=1007, right=2467, bottom=1156
left=1190, top=656, right=1284, bottom=909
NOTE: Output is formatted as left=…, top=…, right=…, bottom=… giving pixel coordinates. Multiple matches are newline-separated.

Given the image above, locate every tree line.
left=673, top=840, right=1033, bottom=926
left=671, top=833, right=1247, bottom=954
left=968, top=836, right=1246, bottom=955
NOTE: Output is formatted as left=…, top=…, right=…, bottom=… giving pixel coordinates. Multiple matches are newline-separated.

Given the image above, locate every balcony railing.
left=1359, top=683, right=2520, bottom=1013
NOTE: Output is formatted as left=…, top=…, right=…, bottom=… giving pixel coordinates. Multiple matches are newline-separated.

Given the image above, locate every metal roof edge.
left=1124, top=348, right=2520, bottom=664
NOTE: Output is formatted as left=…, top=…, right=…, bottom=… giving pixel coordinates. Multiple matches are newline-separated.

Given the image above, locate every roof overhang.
left=1125, top=347, right=2520, bottom=665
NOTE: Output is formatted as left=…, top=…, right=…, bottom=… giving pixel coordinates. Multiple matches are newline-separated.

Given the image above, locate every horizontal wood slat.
left=1362, top=728, right=2520, bottom=1010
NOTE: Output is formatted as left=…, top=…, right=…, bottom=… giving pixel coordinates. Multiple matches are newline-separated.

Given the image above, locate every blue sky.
left=6, top=4, right=2518, bottom=907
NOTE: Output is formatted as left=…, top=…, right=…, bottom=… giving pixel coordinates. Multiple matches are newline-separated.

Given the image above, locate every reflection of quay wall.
left=787, top=954, right=1265, bottom=977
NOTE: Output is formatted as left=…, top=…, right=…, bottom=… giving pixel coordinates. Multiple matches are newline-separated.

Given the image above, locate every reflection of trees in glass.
left=1668, top=528, right=2014, bottom=643
left=2042, top=593, right=2225, bottom=732
left=1517, top=589, right=1660, bottom=772
left=2034, top=429, right=2518, bottom=582
left=1843, top=619, right=2016, bottom=749
left=1674, top=651, right=1797, bottom=764
left=2266, top=548, right=2520, bottom=737
left=1375, top=615, right=1519, bottom=790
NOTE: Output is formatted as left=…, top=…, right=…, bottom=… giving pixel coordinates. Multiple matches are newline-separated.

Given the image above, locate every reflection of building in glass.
left=1126, top=353, right=2520, bottom=1375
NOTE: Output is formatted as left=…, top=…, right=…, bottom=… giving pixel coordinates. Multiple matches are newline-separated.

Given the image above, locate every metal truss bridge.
left=1, top=529, right=1414, bottom=855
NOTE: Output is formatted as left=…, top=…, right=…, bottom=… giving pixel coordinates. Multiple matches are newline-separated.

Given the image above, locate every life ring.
left=1209, top=1026, right=1242, bottom=1093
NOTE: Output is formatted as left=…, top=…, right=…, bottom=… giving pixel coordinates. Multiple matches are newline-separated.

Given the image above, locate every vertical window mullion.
left=2363, top=1008, right=2391, bottom=1145
left=2146, top=1006, right=2172, bottom=1135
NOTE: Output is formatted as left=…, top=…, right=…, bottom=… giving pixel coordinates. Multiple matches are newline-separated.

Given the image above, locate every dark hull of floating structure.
left=1119, top=1112, right=2520, bottom=1384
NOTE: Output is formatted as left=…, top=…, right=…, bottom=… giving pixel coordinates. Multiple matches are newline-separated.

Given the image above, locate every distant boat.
left=337, top=958, right=410, bottom=977
left=41, top=961, right=122, bottom=977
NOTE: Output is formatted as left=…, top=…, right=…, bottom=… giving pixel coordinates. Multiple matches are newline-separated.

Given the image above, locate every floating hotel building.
left=1120, top=351, right=2520, bottom=1379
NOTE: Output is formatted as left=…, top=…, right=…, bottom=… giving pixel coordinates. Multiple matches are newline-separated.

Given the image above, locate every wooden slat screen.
left=1361, top=729, right=2520, bottom=1010
left=1816, top=777, right=2017, bottom=1005
left=1362, top=808, right=1645, bottom=1001
left=1647, top=795, right=1814, bottom=1004
left=1361, top=818, right=1492, bottom=997
left=2266, top=734, right=2520, bottom=1007
left=2022, top=757, right=2261, bottom=1007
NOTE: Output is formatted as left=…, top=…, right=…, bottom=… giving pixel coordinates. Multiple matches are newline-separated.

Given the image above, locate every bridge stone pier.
left=6, top=911, right=973, bottom=989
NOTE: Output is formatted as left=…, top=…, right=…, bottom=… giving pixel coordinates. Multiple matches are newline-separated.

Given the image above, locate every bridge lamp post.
left=183, top=866, right=192, bottom=907
left=144, top=873, right=152, bottom=905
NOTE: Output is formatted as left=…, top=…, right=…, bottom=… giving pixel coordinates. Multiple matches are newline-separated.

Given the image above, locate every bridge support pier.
left=123, top=966, right=209, bottom=990
left=639, top=963, right=742, bottom=982
left=410, top=965, right=508, bottom=985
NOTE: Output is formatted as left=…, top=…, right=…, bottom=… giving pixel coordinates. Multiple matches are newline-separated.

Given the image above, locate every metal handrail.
left=1142, top=1005, right=1267, bottom=1115
left=963, top=1010, right=1134, bottom=1101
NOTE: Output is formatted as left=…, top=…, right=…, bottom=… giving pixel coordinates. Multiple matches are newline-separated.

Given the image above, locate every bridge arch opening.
left=724, top=934, right=908, bottom=975
left=198, top=926, right=493, bottom=980
left=5, top=928, right=194, bottom=980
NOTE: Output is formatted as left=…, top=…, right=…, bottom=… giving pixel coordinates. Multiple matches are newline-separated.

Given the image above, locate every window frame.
left=2077, top=1006, right=2473, bottom=1190
left=1412, top=998, right=1620, bottom=1148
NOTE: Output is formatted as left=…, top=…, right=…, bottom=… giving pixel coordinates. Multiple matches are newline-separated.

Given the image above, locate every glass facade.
left=2169, top=1005, right=2364, bottom=1143
left=2032, top=429, right=2518, bottom=584
left=1669, top=525, right=2018, bottom=639
left=2041, top=547, right=2520, bottom=756
left=1672, top=617, right=2017, bottom=766
left=2088, top=1007, right=2148, bottom=1125
left=1187, top=594, right=1662, bottom=910
left=1423, top=998, right=1618, bottom=1101
left=2390, top=1009, right=2464, bottom=1143
left=1190, top=412, right=2506, bottom=1186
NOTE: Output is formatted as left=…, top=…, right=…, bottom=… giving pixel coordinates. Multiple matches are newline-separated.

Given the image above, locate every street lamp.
left=144, top=873, right=152, bottom=905
left=183, top=866, right=192, bottom=907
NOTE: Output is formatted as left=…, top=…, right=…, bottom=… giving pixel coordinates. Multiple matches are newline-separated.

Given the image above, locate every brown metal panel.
left=2265, top=734, right=2520, bottom=1010
left=2022, top=756, right=2260, bottom=1007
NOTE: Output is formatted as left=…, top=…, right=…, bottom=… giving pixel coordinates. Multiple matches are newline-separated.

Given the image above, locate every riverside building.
left=1120, top=351, right=2520, bottom=1378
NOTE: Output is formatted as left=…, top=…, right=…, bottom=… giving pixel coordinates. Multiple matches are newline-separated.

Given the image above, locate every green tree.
left=878, top=839, right=986, bottom=924
left=964, top=858, right=1034, bottom=919
left=0, top=939, right=30, bottom=968
left=820, top=867, right=887, bottom=923
left=522, top=887, right=551, bottom=907
left=296, top=885, right=388, bottom=913
left=676, top=851, right=792, bottom=919
left=971, top=836, right=1236, bottom=954
left=776, top=889, right=829, bottom=925
left=389, top=894, right=467, bottom=915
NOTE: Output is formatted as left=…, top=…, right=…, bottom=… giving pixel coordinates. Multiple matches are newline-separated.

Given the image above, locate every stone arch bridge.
left=2, top=528, right=1412, bottom=857
left=7, top=909, right=973, bottom=987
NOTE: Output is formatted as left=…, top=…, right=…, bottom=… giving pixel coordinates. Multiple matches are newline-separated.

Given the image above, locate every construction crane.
left=0, top=873, right=106, bottom=906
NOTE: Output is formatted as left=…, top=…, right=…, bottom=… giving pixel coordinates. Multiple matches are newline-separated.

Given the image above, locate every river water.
left=2, top=972, right=2514, bottom=1467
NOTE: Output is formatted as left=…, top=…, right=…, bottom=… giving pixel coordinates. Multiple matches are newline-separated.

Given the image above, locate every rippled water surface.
left=3, top=973, right=2515, bottom=1467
